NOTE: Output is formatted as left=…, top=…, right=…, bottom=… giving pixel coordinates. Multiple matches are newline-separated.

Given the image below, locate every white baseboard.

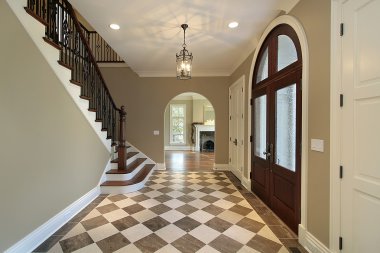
left=155, top=163, right=166, bottom=170
left=5, top=187, right=100, bottom=253
left=164, top=145, right=192, bottom=151
left=241, top=176, right=251, bottom=190
left=299, top=224, right=330, bottom=253
left=213, top=164, right=230, bottom=171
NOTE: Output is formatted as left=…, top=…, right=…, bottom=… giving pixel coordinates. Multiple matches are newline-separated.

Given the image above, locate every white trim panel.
left=299, top=225, right=330, bottom=253
left=5, top=187, right=100, bottom=253
left=155, top=163, right=166, bottom=170
left=241, top=176, right=251, bottom=191
left=213, top=164, right=230, bottom=171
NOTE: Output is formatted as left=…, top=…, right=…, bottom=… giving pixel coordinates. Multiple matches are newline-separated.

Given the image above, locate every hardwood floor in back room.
left=165, top=151, right=215, bottom=171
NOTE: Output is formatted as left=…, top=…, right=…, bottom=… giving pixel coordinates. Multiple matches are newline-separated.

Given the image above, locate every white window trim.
left=169, top=104, right=186, bottom=145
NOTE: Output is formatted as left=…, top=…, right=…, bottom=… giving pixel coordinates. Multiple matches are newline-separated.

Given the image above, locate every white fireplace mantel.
left=194, top=125, right=215, bottom=151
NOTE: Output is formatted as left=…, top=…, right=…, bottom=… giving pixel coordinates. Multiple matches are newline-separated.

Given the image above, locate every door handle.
left=233, top=139, right=238, bottom=146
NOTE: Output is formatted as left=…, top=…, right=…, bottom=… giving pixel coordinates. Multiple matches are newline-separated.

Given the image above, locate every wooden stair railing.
left=25, top=0, right=127, bottom=164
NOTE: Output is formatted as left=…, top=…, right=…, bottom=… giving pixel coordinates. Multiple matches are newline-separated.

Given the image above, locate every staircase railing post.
left=118, top=106, right=127, bottom=170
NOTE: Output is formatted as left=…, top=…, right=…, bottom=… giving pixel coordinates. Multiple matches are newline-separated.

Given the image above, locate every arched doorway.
left=251, top=24, right=302, bottom=233
left=164, top=92, right=215, bottom=171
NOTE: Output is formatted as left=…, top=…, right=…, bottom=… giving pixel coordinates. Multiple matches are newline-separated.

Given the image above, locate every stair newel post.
left=118, top=106, right=127, bottom=170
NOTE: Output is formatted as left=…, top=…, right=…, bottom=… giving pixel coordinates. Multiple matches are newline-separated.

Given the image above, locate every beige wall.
left=229, top=0, right=331, bottom=246
left=290, top=0, right=331, bottom=245
left=164, top=100, right=193, bottom=147
left=100, top=67, right=230, bottom=165
left=0, top=2, right=110, bottom=251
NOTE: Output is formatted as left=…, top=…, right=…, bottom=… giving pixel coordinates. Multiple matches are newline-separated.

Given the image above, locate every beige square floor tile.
left=187, top=184, right=203, bottom=191
left=97, top=198, right=112, bottom=206
left=62, top=223, right=86, bottom=240
left=188, top=199, right=210, bottom=209
left=210, top=191, right=229, bottom=199
left=130, top=209, right=156, bottom=223
left=246, top=210, right=265, bottom=223
left=257, top=225, right=282, bottom=244
left=82, top=209, right=102, bottom=221
left=166, top=190, right=185, bottom=198
left=160, top=209, right=186, bottom=223
left=47, top=243, right=64, bottom=253
left=188, top=190, right=208, bottom=199
left=143, top=190, right=163, bottom=199
left=217, top=210, right=244, bottom=224
left=114, top=198, right=137, bottom=209
left=103, top=209, right=128, bottom=222
left=188, top=224, right=220, bottom=244
left=155, top=224, right=186, bottom=243
left=237, top=245, right=261, bottom=253
left=87, top=223, right=119, bottom=242
left=189, top=210, right=214, bottom=223
left=213, top=199, right=236, bottom=209
left=121, top=224, right=152, bottom=243
left=223, top=225, right=256, bottom=244
left=139, top=198, right=161, bottom=209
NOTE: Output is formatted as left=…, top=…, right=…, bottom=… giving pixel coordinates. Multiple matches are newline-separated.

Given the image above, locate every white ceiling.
left=71, top=0, right=299, bottom=77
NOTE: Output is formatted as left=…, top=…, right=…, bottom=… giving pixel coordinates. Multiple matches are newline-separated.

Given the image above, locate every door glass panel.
left=254, top=95, right=267, bottom=159
left=256, top=47, right=269, bottom=83
left=275, top=84, right=296, bottom=171
left=277, top=35, right=297, bottom=71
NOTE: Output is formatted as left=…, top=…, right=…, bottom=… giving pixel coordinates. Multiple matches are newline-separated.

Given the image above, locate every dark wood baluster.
left=118, top=106, right=127, bottom=169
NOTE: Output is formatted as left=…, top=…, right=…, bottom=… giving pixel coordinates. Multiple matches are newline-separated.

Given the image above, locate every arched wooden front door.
left=251, top=24, right=302, bottom=233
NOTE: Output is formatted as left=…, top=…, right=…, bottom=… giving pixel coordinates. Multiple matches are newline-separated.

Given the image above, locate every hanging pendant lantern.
left=176, top=24, right=193, bottom=80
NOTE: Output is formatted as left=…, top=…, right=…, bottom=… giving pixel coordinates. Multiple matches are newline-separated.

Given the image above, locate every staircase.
left=8, top=0, right=155, bottom=193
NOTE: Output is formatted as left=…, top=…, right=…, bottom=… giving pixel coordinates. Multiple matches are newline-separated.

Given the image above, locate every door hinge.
left=250, top=136, right=253, bottom=142
left=250, top=98, right=253, bottom=106
left=229, top=157, right=231, bottom=162
left=340, top=165, right=343, bottom=179
left=339, top=236, right=343, bottom=250
left=242, top=114, right=244, bottom=119
left=242, top=87, right=243, bottom=92
left=340, top=23, right=344, bottom=36
left=230, top=115, right=232, bottom=120
left=340, top=94, right=344, bottom=107
left=230, top=95, right=231, bottom=99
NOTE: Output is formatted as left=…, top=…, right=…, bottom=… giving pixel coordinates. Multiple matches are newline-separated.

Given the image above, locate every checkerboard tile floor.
left=35, top=171, right=302, bottom=253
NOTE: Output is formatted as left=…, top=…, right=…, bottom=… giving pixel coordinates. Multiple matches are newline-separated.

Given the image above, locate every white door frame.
left=247, top=15, right=309, bottom=239
left=330, top=0, right=342, bottom=251
left=229, top=75, right=245, bottom=180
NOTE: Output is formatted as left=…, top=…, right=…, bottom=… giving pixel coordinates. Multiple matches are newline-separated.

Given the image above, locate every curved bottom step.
left=100, top=164, right=155, bottom=194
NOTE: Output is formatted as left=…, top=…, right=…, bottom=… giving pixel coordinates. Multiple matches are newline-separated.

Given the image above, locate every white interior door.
left=229, top=77, right=244, bottom=180
left=341, top=0, right=380, bottom=251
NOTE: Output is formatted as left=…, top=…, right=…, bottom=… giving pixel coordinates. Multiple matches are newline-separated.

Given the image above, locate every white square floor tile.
left=187, top=184, right=203, bottom=191
left=97, top=198, right=112, bottom=206
left=163, top=199, right=185, bottom=209
left=188, top=190, right=207, bottom=199
left=103, top=209, right=128, bottom=222
left=155, top=224, right=186, bottom=243
left=155, top=244, right=182, bottom=253
left=73, top=243, right=103, bottom=253
left=160, top=209, right=186, bottom=223
left=114, top=243, right=142, bottom=253
left=149, top=184, right=166, bottom=190
left=87, top=223, right=119, bottom=242
left=223, top=225, right=256, bottom=244
left=189, top=210, right=214, bottom=223
left=143, top=190, right=163, bottom=198
left=209, top=191, right=229, bottom=199
left=257, top=225, right=282, bottom=244
left=188, top=224, right=220, bottom=244
left=121, top=224, right=152, bottom=243
left=196, top=245, right=222, bottom=253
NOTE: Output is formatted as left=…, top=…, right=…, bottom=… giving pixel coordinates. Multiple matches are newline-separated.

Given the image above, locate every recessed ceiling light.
left=228, top=21, right=239, bottom=29
left=109, top=24, right=120, bottom=30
